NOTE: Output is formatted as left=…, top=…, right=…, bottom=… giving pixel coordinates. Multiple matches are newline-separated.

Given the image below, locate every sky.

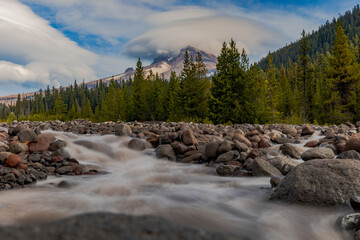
left=0, top=0, right=358, bottom=95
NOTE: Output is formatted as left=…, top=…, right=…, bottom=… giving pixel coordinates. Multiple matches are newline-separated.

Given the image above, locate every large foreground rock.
left=271, top=159, right=360, bottom=206
left=0, top=212, right=233, bottom=240
left=252, top=158, right=282, bottom=177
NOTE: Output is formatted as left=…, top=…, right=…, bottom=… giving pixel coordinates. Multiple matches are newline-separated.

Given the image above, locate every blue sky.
left=0, top=0, right=358, bottom=95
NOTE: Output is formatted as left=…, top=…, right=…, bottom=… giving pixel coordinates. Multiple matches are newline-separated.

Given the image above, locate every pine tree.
left=129, top=58, right=146, bottom=121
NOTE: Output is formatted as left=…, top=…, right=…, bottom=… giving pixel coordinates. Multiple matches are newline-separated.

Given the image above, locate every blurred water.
left=0, top=132, right=352, bottom=239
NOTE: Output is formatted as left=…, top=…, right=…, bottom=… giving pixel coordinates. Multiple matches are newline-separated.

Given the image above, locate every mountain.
left=85, top=46, right=217, bottom=88
left=0, top=46, right=217, bottom=104
left=258, top=5, right=360, bottom=69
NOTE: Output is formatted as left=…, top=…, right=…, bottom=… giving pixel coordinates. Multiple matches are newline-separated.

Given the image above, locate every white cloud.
left=0, top=0, right=97, bottom=91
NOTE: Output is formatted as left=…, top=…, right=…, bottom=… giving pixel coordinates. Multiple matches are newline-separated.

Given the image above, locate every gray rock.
left=301, top=148, right=335, bottom=161
left=274, top=137, right=295, bottom=144
left=205, top=141, right=221, bottom=160
left=268, top=156, right=298, bottom=172
left=55, top=166, right=73, bottom=175
left=155, top=145, right=176, bottom=161
left=181, top=153, right=203, bottom=163
left=181, top=129, right=198, bottom=146
left=0, top=152, right=13, bottom=164
left=17, top=128, right=36, bottom=143
left=252, top=158, right=282, bottom=177
left=0, top=212, right=233, bottom=240
left=217, top=140, right=233, bottom=154
left=51, top=149, right=70, bottom=159
left=337, top=150, right=360, bottom=160
left=280, top=144, right=302, bottom=159
left=233, top=140, right=249, bottom=153
left=49, top=140, right=66, bottom=152
left=215, top=151, right=239, bottom=163
left=271, top=159, right=360, bottom=206
left=128, top=139, right=146, bottom=151
left=243, top=158, right=253, bottom=171
left=8, top=142, right=28, bottom=154
left=325, top=128, right=335, bottom=138
left=216, top=165, right=240, bottom=176
left=341, top=213, right=360, bottom=230
left=114, top=124, right=132, bottom=136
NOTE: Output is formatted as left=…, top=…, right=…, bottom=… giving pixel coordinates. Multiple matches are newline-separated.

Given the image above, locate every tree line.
left=2, top=19, right=360, bottom=125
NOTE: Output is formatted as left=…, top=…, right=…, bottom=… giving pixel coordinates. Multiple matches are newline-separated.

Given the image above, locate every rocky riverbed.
left=1, top=120, right=360, bottom=239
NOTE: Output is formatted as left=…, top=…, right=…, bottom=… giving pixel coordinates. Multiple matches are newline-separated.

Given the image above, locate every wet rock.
left=274, top=137, right=295, bottom=144
left=4, top=155, right=22, bottom=168
left=114, top=124, right=132, bottom=136
left=337, top=150, right=360, bottom=160
left=341, top=213, right=360, bottom=230
left=28, top=137, right=50, bottom=153
left=268, top=156, right=298, bottom=172
left=226, top=161, right=243, bottom=167
left=271, top=159, right=360, bottom=206
left=55, top=166, right=73, bottom=175
left=49, top=140, right=66, bottom=152
left=304, top=140, right=319, bottom=148
left=244, top=158, right=254, bottom=171
left=325, top=128, right=335, bottom=138
left=252, top=157, right=282, bottom=177
left=128, top=139, right=146, bottom=151
left=247, top=149, right=263, bottom=159
left=146, top=134, right=159, bottom=147
left=17, top=128, right=36, bottom=143
left=4, top=173, right=16, bottom=182
left=258, top=138, right=272, bottom=148
left=281, top=163, right=296, bottom=175
left=233, top=170, right=251, bottom=177
left=51, top=149, right=71, bottom=159
left=11, top=125, right=25, bottom=136
left=181, top=129, right=198, bottom=146
left=282, top=126, right=297, bottom=137
left=351, top=196, right=360, bottom=211
left=301, top=148, right=335, bottom=161
left=233, top=140, right=249, bottom=153
left=155, top=145, right=176, bottom=161
left=270, top=176, right=284, bottom=188
left=280, top=144, right=302, bottom=159
left=58, top=181, right=72, bottom=188
left=301, top=125, right=315, bottom=136
left=218, top=140, right=233, bottom=154
left=171, top=142, right=188, bottom=155
left=8, top=142, right=28, bottom=154
left=215, top=151, right=239, bottom=163
left=216, top=165, right=240, bottom=176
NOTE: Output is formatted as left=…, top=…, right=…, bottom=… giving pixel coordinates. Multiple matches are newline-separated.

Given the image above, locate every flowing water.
left=0, top=131, right=352, bottom=239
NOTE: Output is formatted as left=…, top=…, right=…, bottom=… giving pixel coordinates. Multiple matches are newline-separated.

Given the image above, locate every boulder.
left=217, top=140, right=233, bottom=154
left=252, top=157, right=282, bottom=177
left=155, top=145, right=176, bottom=161
left=114, top=124, right=132, bottom=136
left=325, top=128, right=335, bottom=138
left=181, top=129, right=198, bottom=146
left=0, top=152, right=13, bottom=164
left=258, top=138, right=271, bottom=148
left=233, top=140, right=249, bottom=153
left=205, top=141, right=221, bottom=160
left=282, top=126, right=297, bottom=137
left=28, top=137, right=50, bottom=153
left=49, top=140, right=66, bottom=152
left=274, top=137, right=295, bottom=144
left=280, top=144, right=302, bottom=159
left=171, top=142, right=188, bottom=155
left=344, top=133, right=360, bottom=153
left=270, top=176, right=284, bottom=188
left=216, top=165, right=240, bottom=176
left=146, top=134, right=159, bottom=147
left=4, top=155, right=22, bottom=168
left=51, top=149, right=70, bottom=159
left=301, top=148, right=335, bottom=161
left=181, top=153, right=203, bottom=163
left=271, top=159, right=360, bottom=206
left=215, top=151, right=239, bottom=163
left=17, top=128, right=36, bottom=143
left=268, top=156, right=298, bottom=172
left=301, top=125, right=315, bottom=136
left=304, top=140, right=319, bottom=148
left=337, top=150, right=360, bottom=160
left=0, top=142, right=9, bottom=152
left=128, top=139, right=146, bottom=151
left=233, top=134, right=252, bottom=147
left=8, top=142, right=28, bottom=154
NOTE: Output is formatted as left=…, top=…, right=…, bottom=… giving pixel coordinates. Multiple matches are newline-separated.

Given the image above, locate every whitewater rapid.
left=0, top=131, right=351, bottom=240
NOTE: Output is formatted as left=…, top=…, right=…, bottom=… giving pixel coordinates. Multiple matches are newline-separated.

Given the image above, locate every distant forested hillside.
left=259, top=5, right=360, bottom=69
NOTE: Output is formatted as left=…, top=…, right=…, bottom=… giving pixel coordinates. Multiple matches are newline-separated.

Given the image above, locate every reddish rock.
left=52, top=156, right=64, bottom=163
left=259, top=138, right=272, bottom=148
left=304, top=140, right=319, bottom=148
left=181, top=129, right=198, bottom=146
left=301, top=125, right=315, bottom=136
left=233, top=134, right=252, bottom=147
left=28, top=137, right=50, bottom=153
left=4, top=155, right=22, bottom=168
left=17, top=163, right=28, bottom=171
left=344, top=133, right=360, bottom=153
left=0, top=132, right=10, bottom=141
left=337, top=142, right=346, bottom=153
left=146, top=134, right=159, bottom=147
